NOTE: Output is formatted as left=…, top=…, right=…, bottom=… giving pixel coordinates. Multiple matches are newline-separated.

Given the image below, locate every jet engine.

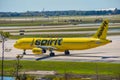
left=32, top=48, right=43, bottom=55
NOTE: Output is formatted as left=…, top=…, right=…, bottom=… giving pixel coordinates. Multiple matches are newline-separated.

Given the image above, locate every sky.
left=0, top=0, right=120, bottom=12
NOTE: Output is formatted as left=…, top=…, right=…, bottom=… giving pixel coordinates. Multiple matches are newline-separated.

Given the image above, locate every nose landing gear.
left=23, top=50, right=26, bottom=55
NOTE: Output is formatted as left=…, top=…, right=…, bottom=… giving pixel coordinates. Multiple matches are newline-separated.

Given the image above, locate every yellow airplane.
left=14, top=20, right=112, bottom=56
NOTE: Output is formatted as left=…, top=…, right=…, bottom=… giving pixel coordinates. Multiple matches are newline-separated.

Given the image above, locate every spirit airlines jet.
left=14, top=20, right=112, bottom=56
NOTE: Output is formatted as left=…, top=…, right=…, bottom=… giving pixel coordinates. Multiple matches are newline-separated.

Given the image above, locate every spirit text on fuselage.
left=35, top=38, right=63, bottom=46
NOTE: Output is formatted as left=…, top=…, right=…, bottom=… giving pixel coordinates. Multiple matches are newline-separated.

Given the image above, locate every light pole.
left=0, top=32, right=9, bottom=80
left=1, top=35, right=5, bottom=80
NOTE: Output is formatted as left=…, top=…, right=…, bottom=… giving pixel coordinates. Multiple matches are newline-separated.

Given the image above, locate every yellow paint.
left=14, top=20, right=112, bottom=54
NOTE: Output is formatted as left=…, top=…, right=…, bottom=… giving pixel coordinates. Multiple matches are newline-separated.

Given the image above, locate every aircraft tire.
left=50, top=52, right=55, bottom=57
left=23, top=50, right=26, bottom=55
left=65, top=50, right=70, bottom=55
left=23, top=52, right=26, bottom=55
left=42, top=49, right=46, bottom=53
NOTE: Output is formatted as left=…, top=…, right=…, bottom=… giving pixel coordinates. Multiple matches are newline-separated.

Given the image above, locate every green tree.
left=0, top=31, right=10, bottom=38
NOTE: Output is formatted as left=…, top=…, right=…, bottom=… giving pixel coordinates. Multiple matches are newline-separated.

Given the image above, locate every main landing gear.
left=49, top=49, right=55, bottom=57
left=49, top=50, right=70, bottom=57
left=64, top=50, right=70, bottom=55
left=22, top=49, right=70, bottom=56
left=50, top=52, right=55, bottom=56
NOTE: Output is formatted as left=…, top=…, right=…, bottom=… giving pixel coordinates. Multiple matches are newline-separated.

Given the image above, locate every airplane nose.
left=14, top=43, right=16, bottom=48
left=14, top=43, right=18, bottom=48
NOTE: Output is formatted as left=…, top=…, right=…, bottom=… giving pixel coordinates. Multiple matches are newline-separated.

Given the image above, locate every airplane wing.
left=31, top=38, right=58, bottom=55
left=36, top=45, right=57, bottom=50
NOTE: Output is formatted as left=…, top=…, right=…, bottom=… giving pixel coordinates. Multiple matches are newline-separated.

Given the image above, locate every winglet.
left=93, top=20, right=109, bottom=39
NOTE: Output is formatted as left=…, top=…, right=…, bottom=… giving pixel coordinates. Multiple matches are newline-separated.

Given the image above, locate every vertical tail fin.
left=93, top=20, right=109, bottom=39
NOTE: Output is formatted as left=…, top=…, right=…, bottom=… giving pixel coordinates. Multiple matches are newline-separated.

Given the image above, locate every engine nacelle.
left=32, top=48, right=43, bottom=55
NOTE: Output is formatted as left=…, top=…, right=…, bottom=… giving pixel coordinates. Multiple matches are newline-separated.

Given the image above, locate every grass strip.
left=12, top=26, right=120, bottom=33
left=0, top=60, right=120, bottom=76
left=9, top=34, right=91, bottom=39
left=0, top=21, right=70, bottom=26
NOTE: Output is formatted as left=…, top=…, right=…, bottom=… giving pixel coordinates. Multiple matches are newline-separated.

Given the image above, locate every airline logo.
left=35, top=38, right=63, bottom=46
left=97, top=21, right=108, bottom=38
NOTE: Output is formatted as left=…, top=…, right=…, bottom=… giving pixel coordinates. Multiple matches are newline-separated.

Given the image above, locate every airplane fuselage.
left=14, top=20, right=112, bottom=56
left=14, top=37, right=111, bottom=51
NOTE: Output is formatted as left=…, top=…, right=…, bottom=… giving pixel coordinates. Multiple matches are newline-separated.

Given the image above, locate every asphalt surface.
left=0, top=35, right=120, bottom=63
left=1, top=23, right=120, bottom=35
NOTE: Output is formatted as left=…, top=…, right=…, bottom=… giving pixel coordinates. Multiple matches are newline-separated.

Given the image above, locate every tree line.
left=0, top=8, right=120, bottom=17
